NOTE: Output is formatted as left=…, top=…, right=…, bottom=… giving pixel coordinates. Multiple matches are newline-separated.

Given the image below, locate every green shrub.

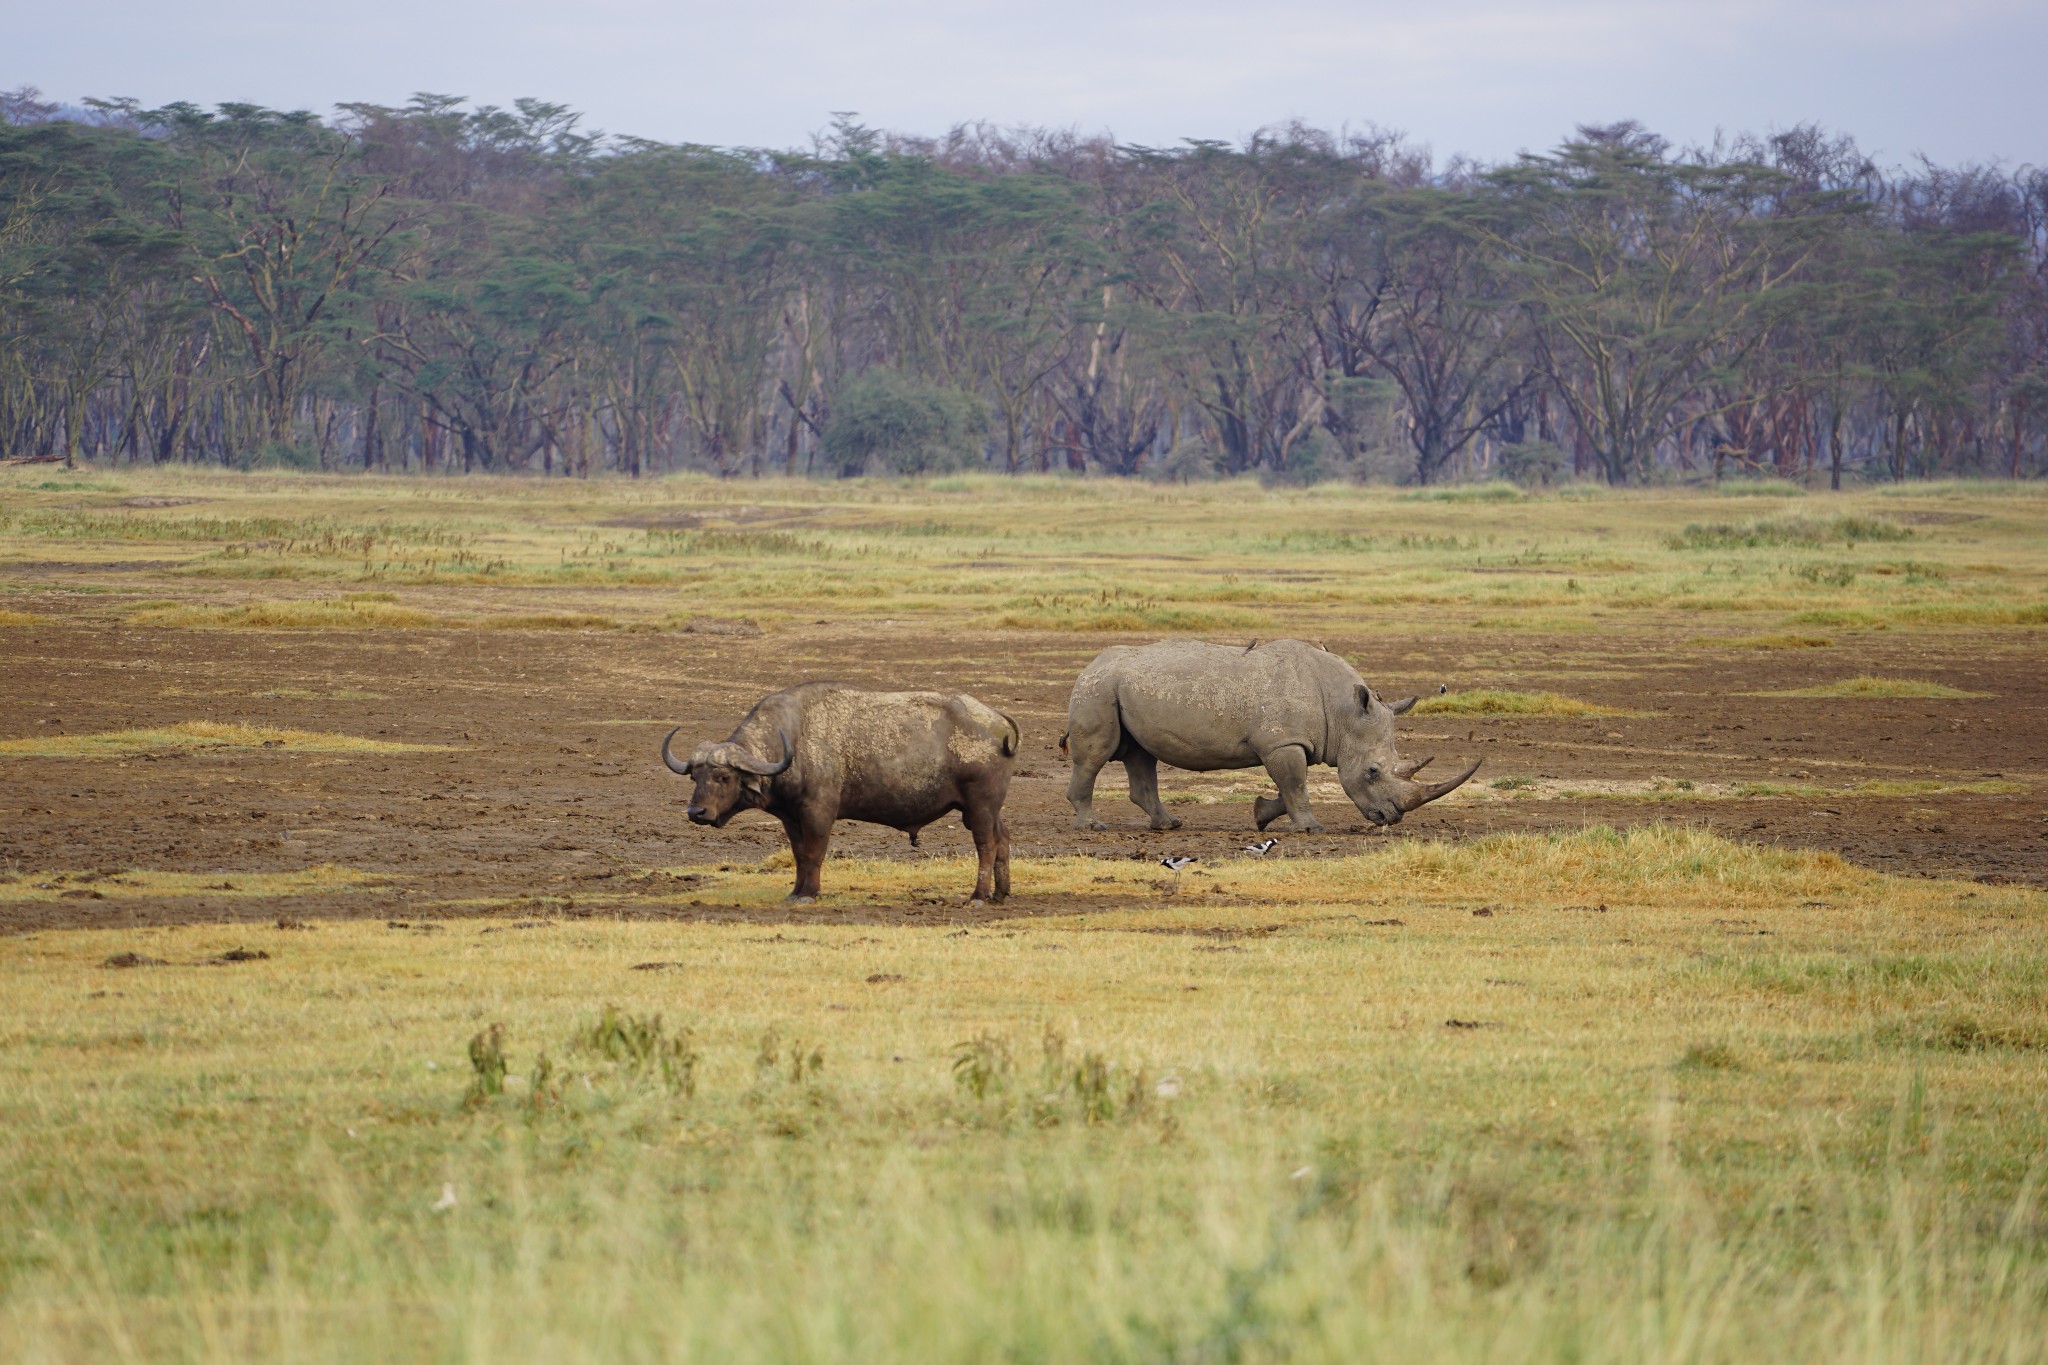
left=822, top=371, right=988, bottom=476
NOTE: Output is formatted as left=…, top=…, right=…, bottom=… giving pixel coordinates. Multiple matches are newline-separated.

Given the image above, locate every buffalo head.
left=661, top=728, right=793, bottom=826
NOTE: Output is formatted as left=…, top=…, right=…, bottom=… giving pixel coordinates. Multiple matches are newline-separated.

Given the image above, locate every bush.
left=1496, top=439, right=1569, bottom=487
left=821, top=371, right=988, bottom=476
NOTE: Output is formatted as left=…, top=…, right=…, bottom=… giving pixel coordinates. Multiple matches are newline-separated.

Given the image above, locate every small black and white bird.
left=1242, top=838, right=1279, bottom=856
left=1159, top=855, right=1197, bottom=874
left=1438, top=683, right=1450, bottom=694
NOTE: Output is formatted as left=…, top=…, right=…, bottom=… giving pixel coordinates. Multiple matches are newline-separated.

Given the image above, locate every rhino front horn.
left=1395, top=758, right=1481, bottom=812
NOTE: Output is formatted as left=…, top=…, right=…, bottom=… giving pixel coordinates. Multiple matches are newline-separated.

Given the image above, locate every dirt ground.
left=2, top=612, right=2042, bottom=934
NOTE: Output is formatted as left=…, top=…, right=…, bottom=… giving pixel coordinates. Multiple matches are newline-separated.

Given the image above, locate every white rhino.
left=1061, top=639, right=1478, bottom=833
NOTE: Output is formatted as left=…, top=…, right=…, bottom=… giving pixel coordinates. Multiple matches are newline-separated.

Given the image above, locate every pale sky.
left=7, top=0, right=2044, bottom=168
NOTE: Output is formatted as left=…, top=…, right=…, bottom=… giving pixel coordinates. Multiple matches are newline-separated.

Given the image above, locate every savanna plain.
left=2, top=468, right=2047, bottom=1362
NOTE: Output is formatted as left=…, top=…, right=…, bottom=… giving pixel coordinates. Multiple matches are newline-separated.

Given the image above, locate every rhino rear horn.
left=1394, top=758, right=1482, bottom=812
left=1393, top=755, right=1434, bottom=779
left=660, top=727, right=693, bottom=776
left=728, top=728, right=794, bottom=776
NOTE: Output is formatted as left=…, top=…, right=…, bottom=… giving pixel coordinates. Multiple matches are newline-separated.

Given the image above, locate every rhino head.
left=1333, top=686, right=1479, bottom=826
left=661, top=728, right=793, bottom=826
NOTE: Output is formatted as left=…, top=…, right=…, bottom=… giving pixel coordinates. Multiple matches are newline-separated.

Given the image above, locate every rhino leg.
left=1256, top=745, right=1324, bottom=834
left=965, top=801, right=1009, bottom=904
left=1122, top=748, right=1182, bottom=830
left=1063, top=691, right=1121, bottom=830
left=782, top=810, right=831, bottom=902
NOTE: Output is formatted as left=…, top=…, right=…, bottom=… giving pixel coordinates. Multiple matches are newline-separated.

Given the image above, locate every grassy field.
left=4, top=466, right=2046, bottom=637
left=4, top=467, right=2047, bottom=1361
left=2, top=828, right=2045, bottom=1361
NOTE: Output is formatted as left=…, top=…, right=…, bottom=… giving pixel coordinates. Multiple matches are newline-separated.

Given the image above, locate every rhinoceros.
left=1061, top=638, right=1478, bottom=833
left=662, top=683, right=1019, bottom=902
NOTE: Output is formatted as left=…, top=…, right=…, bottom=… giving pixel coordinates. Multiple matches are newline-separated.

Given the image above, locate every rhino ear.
left=1356, top=684, right=1374, bottom=714
left=1388, top=695, right=1418, bottom=716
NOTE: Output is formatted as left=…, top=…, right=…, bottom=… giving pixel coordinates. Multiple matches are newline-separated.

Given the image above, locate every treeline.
left=2, top=88, right=2044, bottom=484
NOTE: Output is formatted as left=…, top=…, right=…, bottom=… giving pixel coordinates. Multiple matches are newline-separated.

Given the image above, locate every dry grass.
left=0, top=608, right=44, bottom=627
left=1412, top=688, right=1637, bottom=717
left=131, top=598, right=444, bottom=628
left=0, top=863, right=380, bottom=903
left=0, top=720, right=450, bottom=759
left=1, top=827, right=2044, bottom=1361
left=1693, top=632, right=1834, bottom=650
left=1748, top=676, right=1994, bottom=700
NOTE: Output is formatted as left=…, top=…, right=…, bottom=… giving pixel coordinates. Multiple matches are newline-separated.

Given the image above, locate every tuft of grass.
left=1397, top=483, right=1525, bottom=502
left=1414, top=688, right=1635, bottom=717
left=1669, top=515, right=1912, bottom=549
left=1749, top=676, right=1993, bottom=700
left=1692, top=632, right=1834, bottom=650
left=133, top=598, right=443, bottom=628
left=1712, top=478, right=1807, bottom=498
left=1676, top=1040, right=1745, bottom=1070
left=0, top=608, right=45, bottom=626
left=1733, top=778, right=2022, bottom=799
left=0, top=720, right=449, bottom=759
left=1490, top=775, right=1537, bottom=790
left=478, top=612, right=620, bottom=631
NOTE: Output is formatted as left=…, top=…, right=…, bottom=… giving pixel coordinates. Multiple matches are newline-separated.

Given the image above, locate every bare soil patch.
left=2, top=615, right=2042, bottom=933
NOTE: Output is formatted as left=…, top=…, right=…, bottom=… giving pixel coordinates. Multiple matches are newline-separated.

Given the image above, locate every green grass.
left=1748, top=676, right=1994, bottom=700
left=1668, top=515, right=1913, bottom=550
left=5, top=467, right=2047, bottom=638
left=1, top=827, right=2045, bottom=1361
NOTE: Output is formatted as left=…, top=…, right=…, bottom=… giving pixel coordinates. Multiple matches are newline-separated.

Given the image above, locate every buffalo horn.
left=1395, top=758, right=1482, bottom=812
left=660, top=727, right=693, bottom=776
left=728, top=728, right=795, bottom=777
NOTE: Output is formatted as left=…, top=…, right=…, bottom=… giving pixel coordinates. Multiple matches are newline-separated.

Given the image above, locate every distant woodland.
left=2, top=88, right=2044, bottom=484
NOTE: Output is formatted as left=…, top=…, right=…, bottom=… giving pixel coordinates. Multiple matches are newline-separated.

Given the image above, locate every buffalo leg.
left=993, top=811, right=1011, bottom=901
left=781, top=811, right=832, bottom=901
left=964, top=801, right=1005, bottom=903
left=1122, top=748, right=1182, bottom=831
left=1255, top=745, right=1324, bottom=833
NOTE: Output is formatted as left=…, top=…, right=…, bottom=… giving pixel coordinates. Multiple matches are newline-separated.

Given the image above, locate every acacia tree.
left=1320, top=184, right=1533, bottom=483
left=1484, top=125, right=1856, bottom=483
left=152, top=102, right=407, bottom=455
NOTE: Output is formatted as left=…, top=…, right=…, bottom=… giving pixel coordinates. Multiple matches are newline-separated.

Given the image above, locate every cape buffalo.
left=662, top=684, right=1019, bottom=903
left=1062, top=638, right=1478, bottom=833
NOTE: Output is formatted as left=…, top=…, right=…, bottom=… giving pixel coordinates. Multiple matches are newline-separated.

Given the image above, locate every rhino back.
left=1102, top=640, right=1353, bottom=769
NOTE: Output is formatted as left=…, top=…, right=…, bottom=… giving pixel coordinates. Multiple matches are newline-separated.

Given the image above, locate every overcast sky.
left=8, top=0, right=2044, bottom=168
